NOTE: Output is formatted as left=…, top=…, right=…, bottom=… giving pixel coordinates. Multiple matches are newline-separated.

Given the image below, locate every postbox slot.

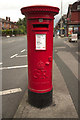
left=33, top=24, right=49, bottom=28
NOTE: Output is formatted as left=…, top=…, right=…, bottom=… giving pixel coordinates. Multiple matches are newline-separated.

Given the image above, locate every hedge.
left=2, top=28, right=26, bottom=36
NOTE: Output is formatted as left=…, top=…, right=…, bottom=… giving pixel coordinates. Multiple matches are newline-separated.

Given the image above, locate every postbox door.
left=27, top=19, right=53, bottom=93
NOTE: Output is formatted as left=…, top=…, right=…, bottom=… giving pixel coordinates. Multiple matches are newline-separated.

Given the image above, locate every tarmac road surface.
left=2, top=35, right=28, bottom=118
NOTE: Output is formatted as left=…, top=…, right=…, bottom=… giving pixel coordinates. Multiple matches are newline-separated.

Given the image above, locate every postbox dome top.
left=21, top=5, right=59, bottom=16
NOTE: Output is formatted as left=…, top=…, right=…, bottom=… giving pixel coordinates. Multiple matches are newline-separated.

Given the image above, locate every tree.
left=17, top=18, right=23, bottom=26
left=16, top=17, right=27, bottom=34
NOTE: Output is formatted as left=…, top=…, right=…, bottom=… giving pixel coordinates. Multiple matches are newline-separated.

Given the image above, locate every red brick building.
left=55, top=1, right=80, bottom=38
left=67, top=1, right=80, bottom=38
left=0, top=17, right=18, bottom=30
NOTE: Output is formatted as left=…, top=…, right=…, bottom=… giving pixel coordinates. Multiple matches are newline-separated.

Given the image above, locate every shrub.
left=2, top=29, right=13, bottom=36
left=6, top=29, right=12, bottom=36
left=18, top=25, right=26, bottom=35
left=2, top=30, right=6, bottom=36
left=13, top=29, right=18, bottom=36
left=2, top=27, right=26, bottom=36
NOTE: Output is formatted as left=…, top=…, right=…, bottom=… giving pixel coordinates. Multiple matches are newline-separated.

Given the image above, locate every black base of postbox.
left=28, top=89, right=53, bottom=108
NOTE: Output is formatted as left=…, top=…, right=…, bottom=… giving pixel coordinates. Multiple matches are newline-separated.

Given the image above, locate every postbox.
left=21, top=5, right=59, bottom=108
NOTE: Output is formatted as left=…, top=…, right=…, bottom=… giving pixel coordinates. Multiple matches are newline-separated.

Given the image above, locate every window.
left=77, top=5, right=80, bottom=10
left=2, top=22, right=4, bottom=28
left=73, top=27, right=78, bottom=34
left=6, top=23, right=8, bottom=28
left=10, top=24, right=11, bottom=29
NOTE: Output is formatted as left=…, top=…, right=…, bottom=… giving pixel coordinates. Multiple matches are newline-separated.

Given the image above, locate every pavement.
left=14, top=60, right=78, bottom=118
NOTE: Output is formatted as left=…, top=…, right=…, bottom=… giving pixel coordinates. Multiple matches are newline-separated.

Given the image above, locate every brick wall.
left=71, top=11, right=80, bottom=22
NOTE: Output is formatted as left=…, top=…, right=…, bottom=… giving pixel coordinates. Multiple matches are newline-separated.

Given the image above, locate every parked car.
left=78, top=32, right=80, bottom=39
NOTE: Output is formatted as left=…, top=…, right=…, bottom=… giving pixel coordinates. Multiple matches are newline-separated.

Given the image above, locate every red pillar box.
left=21, top=5, right=59, bottom=108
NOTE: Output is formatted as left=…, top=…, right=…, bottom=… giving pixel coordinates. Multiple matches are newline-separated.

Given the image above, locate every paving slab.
left=14, top=61, right=78, bottom=118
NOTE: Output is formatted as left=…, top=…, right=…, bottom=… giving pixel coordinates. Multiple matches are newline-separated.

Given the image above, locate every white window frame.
left=77, top=5, right=80, bottom=10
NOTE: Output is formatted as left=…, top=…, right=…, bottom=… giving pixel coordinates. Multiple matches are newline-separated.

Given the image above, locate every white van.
left=68, top=34, right=77, bottom=42
left=71, top=34, right=77, bottom=42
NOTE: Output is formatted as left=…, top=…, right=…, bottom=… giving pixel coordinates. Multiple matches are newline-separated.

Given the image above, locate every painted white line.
left=55, top=46, right=66, bottom=49
left=54, top=50, right=58, bottom=52
left=10, top=54, right=18, bottom=58
left=0, top=65, right=28, bottom=70
left=0, top=62, right=2, bottom=65
left=64, top=41, right=75, bottom=48
left=16, top=55, right=27, bottom=58
left=0, top=88, right=22, bottom=96
left=21, top=49, right=25, bottom=53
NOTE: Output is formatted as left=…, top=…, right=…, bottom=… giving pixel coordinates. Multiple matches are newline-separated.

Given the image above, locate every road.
left=1, top=35, right=79, bottom=118
left=2, top=35, right=28, bottom=118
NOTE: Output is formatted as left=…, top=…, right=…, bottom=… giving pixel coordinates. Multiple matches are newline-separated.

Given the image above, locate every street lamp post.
left=60, top=0, right=63, bottom=36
